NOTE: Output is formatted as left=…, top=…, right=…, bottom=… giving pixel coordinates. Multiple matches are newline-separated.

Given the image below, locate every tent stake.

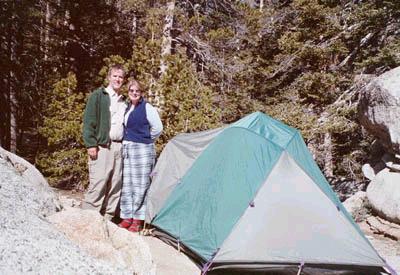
left=296, top=261, right=304, bottom=275
left=384, top=260, right=398, bottom=275
left=201, top=248, right=220, bottom=275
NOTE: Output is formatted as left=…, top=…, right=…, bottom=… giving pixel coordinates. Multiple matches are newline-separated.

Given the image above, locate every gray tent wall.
left=146, top=127, right=224, bottom=223
left=214, top=151, right=385, bottom=268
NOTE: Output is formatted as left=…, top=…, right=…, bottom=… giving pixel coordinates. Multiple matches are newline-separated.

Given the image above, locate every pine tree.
left=155, top=54, right=221, bottom=148
left=36, top=73, right=87, bottom=189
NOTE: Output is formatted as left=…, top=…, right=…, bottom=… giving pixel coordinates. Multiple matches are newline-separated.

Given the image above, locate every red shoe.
left=128, top=220, right=144, bottom=232
left=118, top=218, right=133, bottom=229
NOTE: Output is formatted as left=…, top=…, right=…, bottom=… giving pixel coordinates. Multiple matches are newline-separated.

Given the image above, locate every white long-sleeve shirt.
left=106, top=86, right=126, bottom=141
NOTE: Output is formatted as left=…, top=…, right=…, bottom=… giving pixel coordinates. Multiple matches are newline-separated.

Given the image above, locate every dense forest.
left=1, top=0, right=399, bottom=191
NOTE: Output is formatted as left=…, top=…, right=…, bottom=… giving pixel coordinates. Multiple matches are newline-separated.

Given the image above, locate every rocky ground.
left=359, top=221, right=400, bottom=274
left=55, top=190, right=199, bottom=275
left=57, top=189, right=400, bottom=275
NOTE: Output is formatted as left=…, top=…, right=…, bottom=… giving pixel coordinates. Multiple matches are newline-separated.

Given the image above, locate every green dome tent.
left=145, top=112, right=393, bottom=274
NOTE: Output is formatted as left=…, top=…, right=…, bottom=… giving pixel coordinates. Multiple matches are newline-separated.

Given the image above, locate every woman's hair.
left=127, top=79, right=142, bottom=92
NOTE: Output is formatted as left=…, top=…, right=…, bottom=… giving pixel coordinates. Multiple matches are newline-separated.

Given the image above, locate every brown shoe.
left=118, top=218, right=133, bottom=228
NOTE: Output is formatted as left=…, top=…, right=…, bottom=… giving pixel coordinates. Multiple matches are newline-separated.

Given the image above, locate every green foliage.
left=266, top=101, right=318, bottom=141
left=205, top=27, right=235, bottom=48
left=154, top=54, right=222, bottom=150
left=295, top=72, right=340, bottom=106
left=345, top=1, right=400, bottom=73
left=5, top=0, right=400, bottom=191
left=36, top=73, right=87, bottom=189
left=356, top=38, right=400, bottom=72
left=36, top=148, right=87, bottom=189
left=128, top=36, right=162, bottom=88
left=292, top=0, right=339, bottom=38
left=119, top=21, right=221, bottom=152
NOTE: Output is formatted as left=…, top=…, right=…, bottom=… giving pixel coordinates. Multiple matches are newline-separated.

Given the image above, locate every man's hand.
left=88, top=147, right=98, bottom=160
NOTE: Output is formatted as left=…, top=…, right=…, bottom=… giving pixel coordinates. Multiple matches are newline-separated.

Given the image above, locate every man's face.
left=107, top=69, right=124, bottom=92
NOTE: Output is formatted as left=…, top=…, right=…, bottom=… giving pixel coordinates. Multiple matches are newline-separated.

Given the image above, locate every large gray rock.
left=343, top=191, right=369, bottom=222
left=366, top=169, right=400, bottom=224
left=382, top=153, right=400, bottom=172
left=0, top=156, right=127, bottom=274
left=362, top=163, right=375, bottom=180
left=54, top=194, right=198, bottom=275
left=358, top=67, right=400, bottom=154
left=0, top=146, right=60, bottom=216
left=142, top=236, right=199, bottom=275
left=48, top=207, right=156, bottom=274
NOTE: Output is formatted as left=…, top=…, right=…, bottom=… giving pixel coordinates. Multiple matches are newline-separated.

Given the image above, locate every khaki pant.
left=82, top=142, right=122, bottom=216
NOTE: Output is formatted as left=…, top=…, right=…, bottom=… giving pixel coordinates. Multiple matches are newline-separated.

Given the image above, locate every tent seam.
left=228, top=126, right=295, bottom=150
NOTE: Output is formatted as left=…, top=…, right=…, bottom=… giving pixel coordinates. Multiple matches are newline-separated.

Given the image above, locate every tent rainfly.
left=145, top=112, right=396, bottom=275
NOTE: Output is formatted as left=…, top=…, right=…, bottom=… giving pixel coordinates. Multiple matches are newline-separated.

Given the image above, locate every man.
left=82, top=64, right=126, bottom=220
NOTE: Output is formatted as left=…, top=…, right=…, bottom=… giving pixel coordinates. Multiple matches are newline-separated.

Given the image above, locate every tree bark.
left=44, top=1, right=51, bottom=61
left=155, top=0, right=175, bottom=113
left=131, top=14, right=137, bottom=37
left=159, top=1, right=175, bottom=76
left=9, top=73, right=17, bottom=153
left=1, top=77, right=10, bottom=150
left=8, top=3, right=18, bottom=153
left=323, top=132, right=334, bottom=178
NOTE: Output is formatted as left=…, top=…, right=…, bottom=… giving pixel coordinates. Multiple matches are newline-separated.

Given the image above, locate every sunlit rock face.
left=358, top=66, right=400, bottom=154
left=367, top=169, right=400, bottom=225
left=48, top=207, right=155, bottom=275
left=0, top=148, right=128, bottom=274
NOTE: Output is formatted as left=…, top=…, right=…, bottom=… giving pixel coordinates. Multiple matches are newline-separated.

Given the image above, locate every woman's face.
left=128, top=84, right=142, bottom=105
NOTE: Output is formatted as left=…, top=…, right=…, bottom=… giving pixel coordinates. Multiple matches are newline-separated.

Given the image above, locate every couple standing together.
left=82, top=64, right=163, bottom=232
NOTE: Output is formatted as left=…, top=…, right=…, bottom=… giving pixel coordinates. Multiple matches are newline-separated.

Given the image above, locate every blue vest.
left=123, top=98, right=153, bottom=144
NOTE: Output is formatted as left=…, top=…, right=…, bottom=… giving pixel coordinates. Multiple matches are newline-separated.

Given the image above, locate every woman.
left=118, top=79, right=163, bottom=232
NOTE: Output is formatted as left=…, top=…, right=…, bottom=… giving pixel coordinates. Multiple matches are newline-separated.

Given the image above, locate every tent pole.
left=296, top=262, right=305, bottom=275
left=177, top=238, right=181, bottom=253
left=201, top=248, right=220, bottom=275
left=384, top=261, right=398, bottom=275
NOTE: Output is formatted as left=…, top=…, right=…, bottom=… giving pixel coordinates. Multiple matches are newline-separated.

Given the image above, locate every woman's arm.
left=146, top=103, right=163, bottom=140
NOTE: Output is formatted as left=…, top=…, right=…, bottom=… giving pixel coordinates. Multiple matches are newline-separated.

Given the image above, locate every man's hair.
left=107, top=64, right=125, bottom=77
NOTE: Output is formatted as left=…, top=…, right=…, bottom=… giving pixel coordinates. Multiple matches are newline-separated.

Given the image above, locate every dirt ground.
left=358, top=221, right=400, bottom=273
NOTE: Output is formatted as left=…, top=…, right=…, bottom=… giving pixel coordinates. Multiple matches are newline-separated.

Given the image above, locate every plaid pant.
left=120, top=142, right=155, bottom=220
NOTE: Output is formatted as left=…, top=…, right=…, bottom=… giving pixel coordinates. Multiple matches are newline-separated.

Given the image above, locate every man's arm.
left=83, top=92, right=99, bottom=159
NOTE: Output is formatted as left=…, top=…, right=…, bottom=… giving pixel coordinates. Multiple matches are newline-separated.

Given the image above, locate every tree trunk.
left=8, top=3, right=18, bottom=153
left=131, top=14, right=137, bottom=37
left=1, top=77, right=10, bottom=150
left=40, top=1, right=51, bottom=61
left=307, top=137, right=319, bottom=161
left=9, top=73, right=17, bottom=153
left=44, top=1, right=51, bottom=61
left=159, top=1, right=175, bottom=76
left=259, top=0, right=264, bottom=11
left=155, top=0, right=175, bottom=112
left=323, top=132, right=334, bottom=178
